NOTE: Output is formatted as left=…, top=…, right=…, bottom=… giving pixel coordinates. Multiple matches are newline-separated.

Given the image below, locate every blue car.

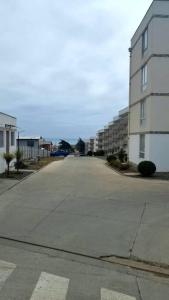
left=50, top=151, right=69, bottom=157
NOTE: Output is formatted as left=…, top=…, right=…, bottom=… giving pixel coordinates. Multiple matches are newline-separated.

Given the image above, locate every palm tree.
left=3, top=153, right=14, bottom=176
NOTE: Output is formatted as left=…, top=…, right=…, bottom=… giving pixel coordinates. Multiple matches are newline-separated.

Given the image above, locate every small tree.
left=58, top=140, right=72, bottom=152
left=75, top=138, right=85, bottom=154
left=15, top=150, right=23, bottom=173
left=3, top=153, right=14, bottom=176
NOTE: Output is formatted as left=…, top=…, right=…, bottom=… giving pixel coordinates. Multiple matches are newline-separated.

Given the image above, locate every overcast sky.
left=0, top=0, right=152, bottom=139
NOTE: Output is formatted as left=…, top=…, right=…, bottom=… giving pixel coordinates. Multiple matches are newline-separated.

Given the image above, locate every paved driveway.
left=0, top=157, right=168, bottom=266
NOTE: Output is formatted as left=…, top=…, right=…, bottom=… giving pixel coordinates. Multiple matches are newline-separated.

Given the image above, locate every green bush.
left=138, top=161, right=156, bottom=177
left=87, top=151, right=93, bottom=156
left=107, top=155, right=117, bottom=163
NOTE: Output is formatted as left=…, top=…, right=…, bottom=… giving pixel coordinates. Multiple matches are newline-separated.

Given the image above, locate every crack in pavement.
left=136, top=277, right=143, bottom=300
left=129, top=199, right=147, bottom=257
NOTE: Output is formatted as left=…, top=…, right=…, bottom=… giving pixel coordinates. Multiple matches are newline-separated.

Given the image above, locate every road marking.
left=30, top=272, right=69, bottom=300
left=0, top=259, right=16, bottom=289
left=101, top=288, right=136, bottom=300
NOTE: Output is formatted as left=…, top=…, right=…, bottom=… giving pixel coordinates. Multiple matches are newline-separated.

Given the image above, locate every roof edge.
left=0, top=112, right=16, bottom=119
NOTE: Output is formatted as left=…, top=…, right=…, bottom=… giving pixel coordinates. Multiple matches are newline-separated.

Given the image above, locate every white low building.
left=17, top=136, right=50, bottom=160
left=0, top=112, right=17, bottom=173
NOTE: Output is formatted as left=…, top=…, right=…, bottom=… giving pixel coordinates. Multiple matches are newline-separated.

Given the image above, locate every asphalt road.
left=0, top=157, right=169, bottom=299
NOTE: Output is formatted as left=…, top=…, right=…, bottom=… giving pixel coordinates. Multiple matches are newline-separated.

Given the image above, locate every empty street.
left=0, top=157, right=168, bottom=299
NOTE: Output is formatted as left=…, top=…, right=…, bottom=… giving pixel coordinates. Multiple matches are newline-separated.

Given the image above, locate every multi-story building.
left=129, top=0, right=169, bottom=171
left=0, top=112, right=17, bottom=173
left=97, top=129, right=104, bottom=151
left=96, top=107, right=128, bottom=155
left=103, top=126, right=109, bottom=154
left=118, top=107, right=129, bottom=152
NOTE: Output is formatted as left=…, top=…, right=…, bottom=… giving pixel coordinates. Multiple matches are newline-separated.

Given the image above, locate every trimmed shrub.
left=138, top=161, right=156, bottom=177
left=107, top=155, right=117, bottom=163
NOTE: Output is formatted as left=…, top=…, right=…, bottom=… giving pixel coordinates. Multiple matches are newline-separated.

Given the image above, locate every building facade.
left=0, top=112, right=16, bottom=173
left=129, top=0, right=169, bottom=171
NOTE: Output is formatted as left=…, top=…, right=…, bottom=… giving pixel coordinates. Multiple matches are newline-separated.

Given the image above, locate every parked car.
left=50, top=151, right=69, bottom=157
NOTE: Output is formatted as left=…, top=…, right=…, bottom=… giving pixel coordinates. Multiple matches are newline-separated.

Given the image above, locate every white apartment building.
left=0, top=112, right=17, bottom=173
left=96, top=107, right=128, bottom=155
left=129, top=0, right=169, bottom=171
left=85, top=137, right=98, bottom=154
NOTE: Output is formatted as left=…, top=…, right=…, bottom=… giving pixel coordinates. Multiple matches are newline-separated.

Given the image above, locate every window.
left=141, top=64, right=148, bottom=91
left=139, top=134, right=145, bottom=158
left=140, top=100, right=146, bottom=125
left=27, top=140, right=34, bottom=147
left=11, top=132, right=15, bottom=146
left=0, top=131, right=4, bottom=148
left=142, top=28, right=148, bottom=54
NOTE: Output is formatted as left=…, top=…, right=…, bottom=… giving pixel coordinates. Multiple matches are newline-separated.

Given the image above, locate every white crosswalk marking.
left=30, top=272, right=69, bottom=300
left=101, top=288, right=136, bottom=300
left=0, top=259, right=16, bottom=289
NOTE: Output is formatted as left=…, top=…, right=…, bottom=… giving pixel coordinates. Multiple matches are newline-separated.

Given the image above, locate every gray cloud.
left=0, top=0, right=152, bottom=138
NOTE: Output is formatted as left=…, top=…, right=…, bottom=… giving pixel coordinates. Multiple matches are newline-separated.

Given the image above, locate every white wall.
left=148, top=134, right=169, bottom=172
left=129, top=134, right=150, bottom=166
left=0, top=130, right=16, bottom=173
left=0, top=113, right=16, bottom=173
left=129, top=134, right=169, bottom=172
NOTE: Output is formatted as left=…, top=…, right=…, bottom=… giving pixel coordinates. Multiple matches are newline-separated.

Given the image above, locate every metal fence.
left=19, top=146, right=50, bottom=160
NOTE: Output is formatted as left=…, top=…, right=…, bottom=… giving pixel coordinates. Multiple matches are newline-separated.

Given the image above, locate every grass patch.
left=24, top=156, right=64, bottom=170
left=0, top=171, right=33, bottom=180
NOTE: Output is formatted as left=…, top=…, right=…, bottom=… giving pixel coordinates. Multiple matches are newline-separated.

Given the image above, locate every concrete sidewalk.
left=0, top=178, right=18, bottom=196
left=0, top=157, right=168, bottom=266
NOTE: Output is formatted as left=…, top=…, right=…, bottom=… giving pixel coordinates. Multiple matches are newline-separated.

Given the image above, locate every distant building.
left=129, top=0, right=169, bottom=171
left=93, top=138, right=98, bottom=153
left=40, top=139, right=53, bottom=151
left=112, top=107, right=128, bottom=153
left=88, top=137, right=95, bottom=153
left=85, top=137, right=97, bottom=154
left=0, top=112, right=16, bottom=173
left=17, top=136, right=50, bottom=160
